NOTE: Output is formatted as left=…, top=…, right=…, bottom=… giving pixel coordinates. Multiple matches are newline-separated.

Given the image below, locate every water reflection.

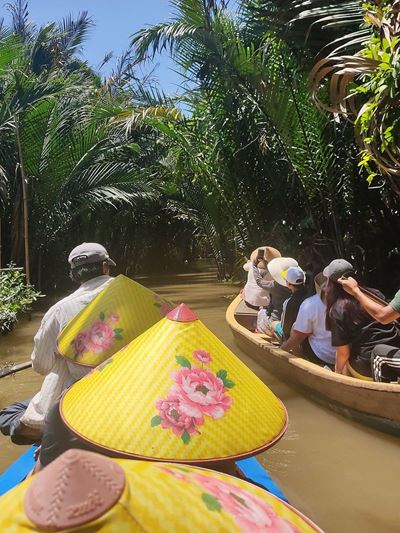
left=1, top=270, right=399, bottom=532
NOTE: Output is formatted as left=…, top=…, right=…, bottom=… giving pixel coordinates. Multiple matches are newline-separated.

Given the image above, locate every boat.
left=0, top=445, right=287, bottom=502
left=0, top=446, right=38, bottom=496
left=226, top=295, right=400, bottom=436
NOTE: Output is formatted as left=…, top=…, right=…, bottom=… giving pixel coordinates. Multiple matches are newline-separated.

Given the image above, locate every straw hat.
left=0, top=450, right=322, bottom=532
left=58, top=274, right=174, bottom=367
left=267, top=257, right=299, bottom=287
left=60, top=304, right=287, bottom=464
left=249, top=246, right=281, bottom=264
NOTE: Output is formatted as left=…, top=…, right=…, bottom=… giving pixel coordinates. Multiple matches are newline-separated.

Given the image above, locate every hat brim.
left=268, top=258, right=299, bottom=286
left=322, top=266, right=354, bottom=283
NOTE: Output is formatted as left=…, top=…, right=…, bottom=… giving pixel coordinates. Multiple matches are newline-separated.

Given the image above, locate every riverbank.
left=1, top=270, right=399, bottom=532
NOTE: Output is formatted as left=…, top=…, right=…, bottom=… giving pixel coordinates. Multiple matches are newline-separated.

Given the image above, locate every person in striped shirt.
left=0, top=243, right=115, bottom=444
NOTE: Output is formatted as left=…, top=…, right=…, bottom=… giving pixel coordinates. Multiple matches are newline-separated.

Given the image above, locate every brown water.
left=1, top=270, right=399, bottom=532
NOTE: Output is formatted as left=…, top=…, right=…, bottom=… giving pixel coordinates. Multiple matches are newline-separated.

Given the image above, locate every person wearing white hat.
left=269, top=265, right=308, bottom=342
left=0, top=243, right=115, bottom=445
left=252, top=256, right=292, bottom=335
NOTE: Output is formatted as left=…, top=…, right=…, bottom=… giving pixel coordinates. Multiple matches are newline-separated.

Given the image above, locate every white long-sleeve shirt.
left=242, top=261, right=271, bottom=308
left=20, top=275, right=113, bottom=429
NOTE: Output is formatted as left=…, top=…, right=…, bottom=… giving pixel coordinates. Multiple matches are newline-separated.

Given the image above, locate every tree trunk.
left=15, top=116, right=30, bottom=284
left=10, top=189, right=24, bottom=264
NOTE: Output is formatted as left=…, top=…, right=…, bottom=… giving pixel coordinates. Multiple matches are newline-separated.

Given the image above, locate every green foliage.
left=308, top=0, right=400, bottom=195
left=0, top=264, right=42, bottom=333
left=130, top=0, right=400, bottom=284
left=0, top=0, right=399, bottom=296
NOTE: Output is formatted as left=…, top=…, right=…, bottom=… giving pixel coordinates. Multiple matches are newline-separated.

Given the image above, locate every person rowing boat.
left=338, top=276, right=400, bottom=382
left=0, top=243, right=115, bottom=444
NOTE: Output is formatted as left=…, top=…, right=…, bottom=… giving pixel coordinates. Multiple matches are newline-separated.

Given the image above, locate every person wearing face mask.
left=280, top=273, right=336, bottom=367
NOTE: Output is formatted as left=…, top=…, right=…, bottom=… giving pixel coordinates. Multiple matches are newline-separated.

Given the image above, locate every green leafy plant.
left=0, top=264, right=43, bottom=333
left=309, top=0, right=400, bottom=195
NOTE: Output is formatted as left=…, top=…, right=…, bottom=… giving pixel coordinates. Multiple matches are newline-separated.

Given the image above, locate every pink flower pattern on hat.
left=71, top=312, right=123, bottom=360
left=171, top=367, right=232, bottom=420
left=193, top=349, right=212, bottom=365
left=151, top=351, right=234, bottom=444
left=155, top=394, right=204, bottom=437
left=86, top=321, right=114, bottom=354
left=193, top=474, right=300, bottom=532
left=157, top=466, right=301, bottom=532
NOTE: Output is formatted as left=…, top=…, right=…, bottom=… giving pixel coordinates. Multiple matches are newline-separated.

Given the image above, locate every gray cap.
left=323, top=259, right=354, bottom=282
left=68, top=243, right=116, bottom=268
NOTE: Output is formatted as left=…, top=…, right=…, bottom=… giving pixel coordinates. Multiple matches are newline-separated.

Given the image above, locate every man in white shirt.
left=0, top=243, right=115, bottom=444
left=280, top=273, right=336, bottom=366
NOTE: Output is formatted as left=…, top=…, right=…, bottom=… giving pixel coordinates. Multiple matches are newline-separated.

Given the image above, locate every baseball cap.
left=283, top=266, right=306, bottom=285
left=267, top=257, right=298, bottom=286
left=68, top=243, right=116, bottom=268
left=323, top=259, right=354, bottom=282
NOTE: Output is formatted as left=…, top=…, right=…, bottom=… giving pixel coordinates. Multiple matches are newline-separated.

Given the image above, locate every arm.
left=335, top=345, right=351, bottom=375
left=31, top=308, right=60, bottom=375
left=281, top=330, right=309, bottom=354
left=338, top=278, right=400, bottom=324
left=252, top=263, right=274, bottom=290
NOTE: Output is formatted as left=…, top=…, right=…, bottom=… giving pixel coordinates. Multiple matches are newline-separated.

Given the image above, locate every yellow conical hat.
left=57, top=274, right=174, bottom=367
left=61, top=304, right=288, bottom=463
left=0, top=450, right=322, bottom=532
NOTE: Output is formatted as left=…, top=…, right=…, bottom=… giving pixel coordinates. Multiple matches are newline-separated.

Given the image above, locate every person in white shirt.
left=242, top=246, right=281, bottom=310
left=243, top=257, right=270, bottom=309
left=0, top=243, right=115, bottom=444
left=280, top=273, right=336, bottom=366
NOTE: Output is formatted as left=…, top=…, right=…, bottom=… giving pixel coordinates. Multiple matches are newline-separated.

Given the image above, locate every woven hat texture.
left=61, top=304, right=288, bottom=463
left=0, top=451, right=322, bottom=533
left=58, top=274, right=174, bottom=367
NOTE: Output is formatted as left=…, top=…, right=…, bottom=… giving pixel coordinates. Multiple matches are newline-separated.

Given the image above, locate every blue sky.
left=0, top=0, right=181, bottom=93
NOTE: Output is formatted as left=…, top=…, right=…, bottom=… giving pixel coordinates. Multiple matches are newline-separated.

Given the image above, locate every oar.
left=358, top=285, right=388, bottom=306
left=0, top=361, right=32, bottom=379
left=358, top=285, right=400, bottom=326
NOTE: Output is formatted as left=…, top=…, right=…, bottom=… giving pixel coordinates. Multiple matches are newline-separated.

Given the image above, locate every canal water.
left=1, top=269, right=399, bottom=532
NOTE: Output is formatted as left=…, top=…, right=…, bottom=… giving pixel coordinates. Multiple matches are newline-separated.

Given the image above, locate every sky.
left=0, top=0, right=181, bottom=93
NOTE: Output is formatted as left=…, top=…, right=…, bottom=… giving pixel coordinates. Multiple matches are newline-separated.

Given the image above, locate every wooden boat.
left=227, top=295, right=400, bottom=436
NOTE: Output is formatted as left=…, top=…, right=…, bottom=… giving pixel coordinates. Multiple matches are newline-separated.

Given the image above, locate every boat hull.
left=227, top=295, right=400, bottom=436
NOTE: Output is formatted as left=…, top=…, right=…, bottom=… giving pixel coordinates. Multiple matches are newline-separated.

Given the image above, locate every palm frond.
left=56, top=11, right=93, bottom=60
left=242, top=0, right=364, bottom=56
left=6, top=0, right=35, bottom=42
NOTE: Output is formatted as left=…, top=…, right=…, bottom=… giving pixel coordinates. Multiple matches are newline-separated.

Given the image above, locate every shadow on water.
left=1, top=269, right=399, bottom=533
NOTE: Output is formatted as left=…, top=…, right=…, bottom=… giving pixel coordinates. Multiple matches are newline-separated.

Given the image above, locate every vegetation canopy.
left=0, top=0, right=399, bottom=309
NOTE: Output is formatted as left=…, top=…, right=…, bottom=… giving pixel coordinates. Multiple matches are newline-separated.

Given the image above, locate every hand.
left=337, top=276, right=359, bottom=296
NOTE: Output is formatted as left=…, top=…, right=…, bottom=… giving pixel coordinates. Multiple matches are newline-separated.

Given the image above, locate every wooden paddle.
left=0, top=361, right=32, bottom=379
left=357, top=285, right=400, bottom=327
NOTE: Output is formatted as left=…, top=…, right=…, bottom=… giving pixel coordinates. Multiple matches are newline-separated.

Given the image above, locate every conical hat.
left=57, top=274, right=174, bottom=367
left=61, top=304, right=288, bottom=463
left=250, top=246, right=281, bottom=264
left=267, top=257, right=299, bottom=287
left=0, top=450, right=322, bottom=532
